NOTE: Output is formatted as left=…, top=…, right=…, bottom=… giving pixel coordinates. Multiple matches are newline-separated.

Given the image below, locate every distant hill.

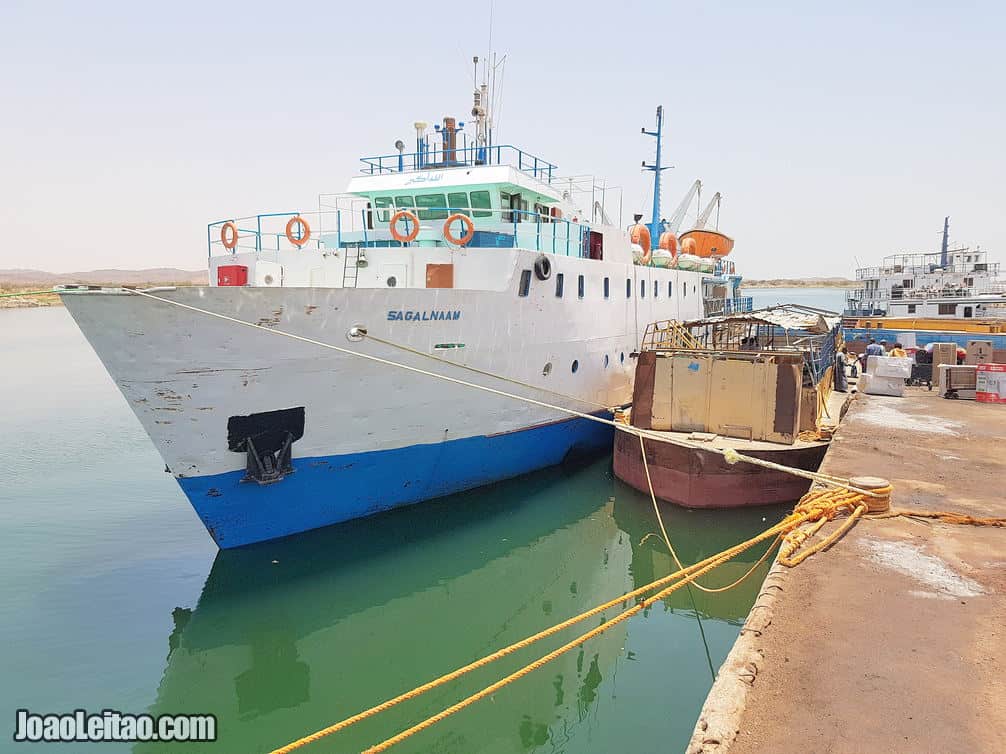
left=741, top=277, right=856, bottom=288
left=0, top=268, right=207, bottom=286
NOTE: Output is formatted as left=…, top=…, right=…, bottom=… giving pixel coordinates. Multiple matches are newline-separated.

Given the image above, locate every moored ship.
left=843, top=217, right=1006, bottom=350
left=59, top=75, right=750, bottom=548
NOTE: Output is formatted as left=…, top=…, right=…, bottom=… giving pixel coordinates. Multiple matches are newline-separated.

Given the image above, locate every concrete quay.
left=689, top=387, right=1006, bottom=754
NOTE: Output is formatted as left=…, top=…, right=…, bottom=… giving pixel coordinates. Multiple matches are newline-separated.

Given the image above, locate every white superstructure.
left=846, top=218, right=1006, bottom=320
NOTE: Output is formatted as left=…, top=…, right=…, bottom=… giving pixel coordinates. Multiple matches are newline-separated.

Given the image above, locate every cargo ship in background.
left=843, top=217, right=1006, bottom=351
left=59, top=63, right=750, bottom=549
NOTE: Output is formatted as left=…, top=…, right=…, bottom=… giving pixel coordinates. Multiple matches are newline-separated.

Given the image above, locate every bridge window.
left=938, top=303, right=956, bottom=315
left=555, top=273, right=564, bottom=298
left=374, top=196, right=393, bottom=222
left=394, top=195, right=415, bottom=211
left=603, top=277, right=610, bottom=298
left=448, top=192, right=470, bottom=217
left=578, top=274, right=585, bottom=298
left=907, top=304, right=916, bottom=314
left=416, top=193, right=448, bottom=220
left=518, top=269, right=532, bottom=297
left=470, top=190, right=492, bottom=218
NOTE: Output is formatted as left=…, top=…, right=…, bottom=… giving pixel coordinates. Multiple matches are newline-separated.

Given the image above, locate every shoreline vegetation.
left=1, top=269, right=206, bottom=309
left=740, top=277, right=856, bottom=289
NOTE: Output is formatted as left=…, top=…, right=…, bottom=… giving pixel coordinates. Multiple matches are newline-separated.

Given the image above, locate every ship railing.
left=703, top=296, right=753, bottom=317
left=207, top=206, right=593, bottom=258
left=358, top=144, right=558, bottom=184
left=857, top=262, right=1000, bottom=280
left=847, top=284, right=1006, bottom=302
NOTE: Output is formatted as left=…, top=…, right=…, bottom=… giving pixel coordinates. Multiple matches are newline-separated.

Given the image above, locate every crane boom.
left=693, top=192, right=721, bottom=230
left=665, top=180, right=702, bottom=234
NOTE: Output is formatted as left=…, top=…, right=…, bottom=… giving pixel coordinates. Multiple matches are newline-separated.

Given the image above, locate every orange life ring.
left=220, top=221, right=239, bottom=250
left=443, top=213, right=475, bottom=246
left=390, top=210, right=420, bottom=243
left=285, top=216, right=311, bottom=247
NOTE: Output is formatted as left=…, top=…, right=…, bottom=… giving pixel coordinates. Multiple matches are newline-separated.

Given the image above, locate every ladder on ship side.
left=342, top=247, right=361, bottom=288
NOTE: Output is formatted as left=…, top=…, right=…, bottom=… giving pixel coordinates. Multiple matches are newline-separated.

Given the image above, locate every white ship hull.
left=62, top=250, right=706, bottom=547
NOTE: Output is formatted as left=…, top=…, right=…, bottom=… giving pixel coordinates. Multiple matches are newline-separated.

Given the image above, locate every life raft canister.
left=534, top=254, right=552, bottom=281
left=220, top=221, right=239, bottom=250
left=630, top=224, right=652, bottom=265
left=390, top=210, right=421, bottom=243
left=285, top=216, right=311, bottom=247
left=658, top=232, right=678, bottom=258
left=443, top=213, right=475, bottom=246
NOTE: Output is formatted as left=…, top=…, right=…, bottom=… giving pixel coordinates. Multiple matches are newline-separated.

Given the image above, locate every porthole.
left=386, top=276, right=397, bottom=287
left=571, top=359, right=579, bottom=374
left=543, top=362, right=553, bottom=376
left=604, top=354, right=609, bottom=368
left=263, top=274, right=275, bottom=285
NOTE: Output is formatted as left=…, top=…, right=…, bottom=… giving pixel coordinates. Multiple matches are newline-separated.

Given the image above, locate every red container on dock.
left=217, top=264, right=248, bottom=287
left=976, top=364, right=1006, bottom=404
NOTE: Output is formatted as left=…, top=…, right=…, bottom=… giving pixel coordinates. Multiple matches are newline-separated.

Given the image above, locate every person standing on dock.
left=889, top=342, right=907, bottom=358
left=834, top=349, right=849, bottom=392
left=866, top=339, right=884, bottom=357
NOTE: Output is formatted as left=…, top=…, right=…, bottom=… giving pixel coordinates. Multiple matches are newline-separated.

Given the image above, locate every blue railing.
left=359, top=144, right=558, bottom=183
left=207, top=207, right=590, bottom=258
left=725, top=296, right=754, bottom=314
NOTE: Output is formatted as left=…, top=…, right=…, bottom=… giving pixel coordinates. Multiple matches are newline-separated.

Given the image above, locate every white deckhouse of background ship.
left=60, top=59, right=747, bottom=548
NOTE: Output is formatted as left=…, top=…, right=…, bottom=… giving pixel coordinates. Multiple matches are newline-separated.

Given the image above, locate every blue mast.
left=641, top=106, right=670, bottom=241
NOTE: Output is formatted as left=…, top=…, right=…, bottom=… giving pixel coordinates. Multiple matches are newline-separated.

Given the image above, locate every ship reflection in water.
left=137, top=460, right=783, bottom=754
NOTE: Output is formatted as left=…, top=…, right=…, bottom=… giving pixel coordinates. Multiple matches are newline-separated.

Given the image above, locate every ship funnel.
left=442, top=116, right=458, bottom=164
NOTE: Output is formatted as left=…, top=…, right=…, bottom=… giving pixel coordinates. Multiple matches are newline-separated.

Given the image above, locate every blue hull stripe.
left=178, top=414, right=613, bottom=548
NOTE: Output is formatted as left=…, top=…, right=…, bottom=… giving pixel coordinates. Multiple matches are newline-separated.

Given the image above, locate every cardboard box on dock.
left=976, top=364, right=1006, bottom=404
left=965, top=340, right=994, bottom=365
left=931, top=342, right=959, bottom=373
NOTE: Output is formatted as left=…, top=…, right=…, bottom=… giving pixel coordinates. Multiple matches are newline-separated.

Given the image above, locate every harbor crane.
left=692, top=192, right=722, bottom=231
left=663, top=180, right=702, bottom=234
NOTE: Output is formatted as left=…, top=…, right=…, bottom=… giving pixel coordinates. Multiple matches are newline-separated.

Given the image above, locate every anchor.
left=226, top=406, right=305, bottom=485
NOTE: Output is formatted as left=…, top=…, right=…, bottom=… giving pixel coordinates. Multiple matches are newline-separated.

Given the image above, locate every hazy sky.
left=2, top=0, right=1003, bottom=278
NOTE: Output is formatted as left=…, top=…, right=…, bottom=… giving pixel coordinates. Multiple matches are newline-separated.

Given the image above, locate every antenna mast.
left=940, top=216, right=950, bottom=268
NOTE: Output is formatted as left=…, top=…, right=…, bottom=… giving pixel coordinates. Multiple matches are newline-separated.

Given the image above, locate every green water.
left=1, top=308, right=785, bottom=753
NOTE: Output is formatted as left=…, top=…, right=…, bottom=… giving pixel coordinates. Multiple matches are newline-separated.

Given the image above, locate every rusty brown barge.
left=614, top=307, right=849, bottom=508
